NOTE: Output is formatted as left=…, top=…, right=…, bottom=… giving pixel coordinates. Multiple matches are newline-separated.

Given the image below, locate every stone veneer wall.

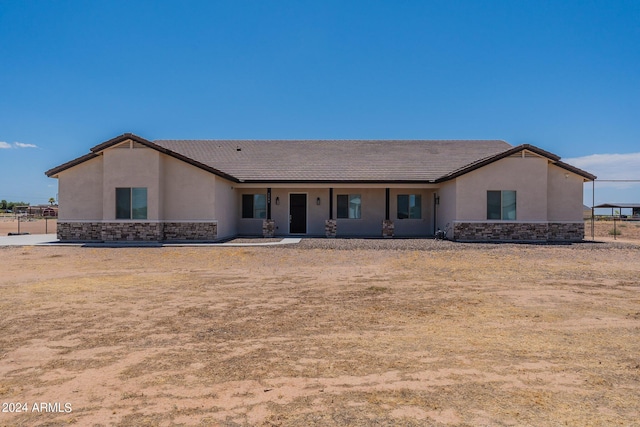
left=57, top=221, right=217, bottom=242
left=547, top=222, right=584, bottom=241
left=453, top=222, right=584, bottom=242
left=163, top=222, right=217, bottom=241
left=101, top=222, right=162, bottom=241
left=57, top=222, right=102, bottom=241
left=325, top=219, right=337, bottom=238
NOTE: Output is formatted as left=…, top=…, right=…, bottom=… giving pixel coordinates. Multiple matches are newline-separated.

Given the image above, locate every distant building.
left=594, top=203, right=640, bottom=218
left=19, top=205, right=59, bottom=217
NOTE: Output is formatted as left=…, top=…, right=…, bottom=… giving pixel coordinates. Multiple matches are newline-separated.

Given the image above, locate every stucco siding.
left=237, top=188, right=269, bottom=236
left=57, top=156, right=103, bottom=220
left=333, top=188, right=385, bottom=237
left=455, top=156, right=549, bottom=221
left=161, top=155, right=216, bottom=220
left=389, top=188, right=435, bottom=236
left=547, top=165, right=584, bottom=221
left=102, top=145, right=161, bottom=220
left=436, top=180, right=457, bottom=233
left=214, top=177, right=237, bottom=240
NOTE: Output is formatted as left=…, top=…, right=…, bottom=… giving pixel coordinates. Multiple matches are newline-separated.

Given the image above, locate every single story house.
left=45, top=133, right=595, bottom=242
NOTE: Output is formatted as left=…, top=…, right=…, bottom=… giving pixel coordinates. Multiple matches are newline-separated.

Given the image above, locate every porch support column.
left=385, top=188, right=390, bottom=220
left=263, top=187, right=275, bottom=237
left=325, top=187, right=336, bottom=238
left=267, top=188, right=272, bottom=220
left=433, top=192, right=438, bottom=235
left=329, top=188, right=333, bottom=219
left=382, top=188, right=394, bottom=238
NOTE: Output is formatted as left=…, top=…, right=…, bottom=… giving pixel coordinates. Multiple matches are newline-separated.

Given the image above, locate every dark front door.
left=289, top=194, right=307, bottom=234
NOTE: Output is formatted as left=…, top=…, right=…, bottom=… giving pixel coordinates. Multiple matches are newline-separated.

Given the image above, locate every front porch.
left=235, top=184, right=439, bottom=238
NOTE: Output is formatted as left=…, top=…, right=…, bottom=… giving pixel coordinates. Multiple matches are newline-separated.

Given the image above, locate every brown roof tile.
left=46, top=134, right=595, bottom=182
left=152, top=139, right=512, bottom=182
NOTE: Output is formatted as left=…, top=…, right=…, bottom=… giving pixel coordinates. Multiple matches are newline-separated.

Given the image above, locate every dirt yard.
left=0, top=218, right=57, bottom=236
left=585, top=219, right=640, bottom=241
left=0, top=240, right=639, bottom=426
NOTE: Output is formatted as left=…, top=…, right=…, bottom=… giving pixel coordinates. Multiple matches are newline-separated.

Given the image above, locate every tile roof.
left=152, top=139, right=513, bottom=182
left=45, top=133, right=596, bottom=182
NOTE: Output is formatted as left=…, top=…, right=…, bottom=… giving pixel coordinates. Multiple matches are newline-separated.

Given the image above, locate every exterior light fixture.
left=316, top=197, right=321, bottom=205
left=275, top=197, right=280, bottom=205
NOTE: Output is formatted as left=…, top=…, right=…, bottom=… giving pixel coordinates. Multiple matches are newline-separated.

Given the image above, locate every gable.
left=46, top=133, right=595, bottom=183
left=46, top=133, right=238, bottom=182
left=437, top=144, right=596, bottom=182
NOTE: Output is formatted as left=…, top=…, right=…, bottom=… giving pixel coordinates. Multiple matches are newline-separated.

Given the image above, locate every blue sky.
left=1, top=0, right=639, bottom=206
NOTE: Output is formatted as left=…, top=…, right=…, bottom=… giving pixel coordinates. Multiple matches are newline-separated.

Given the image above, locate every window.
left=487, top=190, right=516, bottom=220
left=116, top=187, right=147, bottom=219
left=397, top=194, right=421, bottom=219
left=242, top=194, right=267, bottom=219
left=337, top=194, right=361, bottom=219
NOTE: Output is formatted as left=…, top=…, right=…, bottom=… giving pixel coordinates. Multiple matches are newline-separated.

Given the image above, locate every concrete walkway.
left=217, top=238, right=301, bottom=247
left=0, top=234, right=60, bottom=246
left=0, top=234, right=301, bottom=247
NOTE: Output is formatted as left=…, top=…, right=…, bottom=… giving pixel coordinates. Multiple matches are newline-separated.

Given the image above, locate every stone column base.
left=263, top=219, right=276, bottom=238
left=325, top=219, right=337, bottom=238
left=382, top=220, right=394, bottom=238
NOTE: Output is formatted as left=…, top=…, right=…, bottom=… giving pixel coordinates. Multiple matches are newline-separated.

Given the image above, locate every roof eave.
left=46, top=133, right=241, bottom=183
left=45, top=152, right=99, bottom=177
left=554, top=161, right=597, bottom=181
left=435, top=144, right=595, bottom=182
left=239, top=179, right=438, bottom=184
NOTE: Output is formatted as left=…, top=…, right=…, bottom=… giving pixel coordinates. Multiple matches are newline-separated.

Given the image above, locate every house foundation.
left=162, top=222, right=217, bottom=241
left=57, top=222, right=102, bottom=241
left=57, top=221, right=217, bottom=242
left=453, top=222, right=584, bottom=242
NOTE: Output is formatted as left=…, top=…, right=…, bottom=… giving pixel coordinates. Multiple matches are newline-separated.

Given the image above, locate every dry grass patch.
left=0, top=242, right=639, bottom=426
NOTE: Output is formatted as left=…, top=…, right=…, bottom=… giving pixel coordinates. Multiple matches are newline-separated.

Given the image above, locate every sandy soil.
left=0, top=218, right=57, bottom=236
left=0, top=240, right=639, bottom=426
left=584, top=219, right=640, bottom=241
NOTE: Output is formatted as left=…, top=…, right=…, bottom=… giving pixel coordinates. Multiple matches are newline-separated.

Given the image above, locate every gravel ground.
left=289, top=237, right=640, bottom=252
